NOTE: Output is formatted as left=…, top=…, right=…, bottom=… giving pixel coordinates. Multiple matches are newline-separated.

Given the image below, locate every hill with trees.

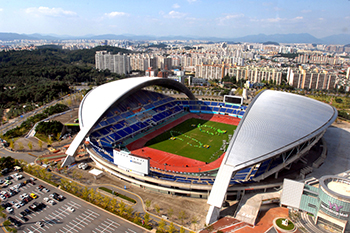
left=0, top=46, right=132, bottom=120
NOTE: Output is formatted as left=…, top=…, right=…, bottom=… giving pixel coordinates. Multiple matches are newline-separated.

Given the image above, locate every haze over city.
left=0, top=0, right=349, bottom=38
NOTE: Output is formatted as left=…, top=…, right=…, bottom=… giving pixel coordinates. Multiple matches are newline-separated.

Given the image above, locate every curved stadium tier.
left=66, top=77, right=337, bottom=203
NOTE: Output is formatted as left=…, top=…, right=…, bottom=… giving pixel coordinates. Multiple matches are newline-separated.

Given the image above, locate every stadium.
left=65, top=77, right=337, bottom=224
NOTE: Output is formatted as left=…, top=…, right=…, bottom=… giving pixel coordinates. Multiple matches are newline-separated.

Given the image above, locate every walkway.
left=234, top=191, right=281, bottom=226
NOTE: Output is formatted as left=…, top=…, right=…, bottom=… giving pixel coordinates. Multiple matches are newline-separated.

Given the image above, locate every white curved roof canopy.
left=66, top=77, right=195, bottom=156
left=207, top=90, right=337, bottom=208
left=225, top=90, right=337, bottom=170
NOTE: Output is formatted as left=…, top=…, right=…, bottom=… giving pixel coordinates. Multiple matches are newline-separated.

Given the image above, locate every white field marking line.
left=127, top=228, right=137, bottom=233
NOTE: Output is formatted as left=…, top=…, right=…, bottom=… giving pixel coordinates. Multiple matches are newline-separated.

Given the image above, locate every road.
left=0, top=92, right=81, bottom=136
left=0, top=147, right=37, bottom=163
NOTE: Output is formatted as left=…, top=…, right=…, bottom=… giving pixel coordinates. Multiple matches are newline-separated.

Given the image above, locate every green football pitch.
left=145, top=118, right=237, bottom=163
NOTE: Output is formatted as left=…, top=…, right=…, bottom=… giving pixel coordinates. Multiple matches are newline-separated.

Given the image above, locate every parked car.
left=36, top=221, right=44, bottom=227
left=42, top=188, right=50, bottom=193
left=19, top=211, right=26, bottom=217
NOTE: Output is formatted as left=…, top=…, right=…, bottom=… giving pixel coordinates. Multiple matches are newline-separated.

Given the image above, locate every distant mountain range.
left=0, top=32, right=349, bottom=45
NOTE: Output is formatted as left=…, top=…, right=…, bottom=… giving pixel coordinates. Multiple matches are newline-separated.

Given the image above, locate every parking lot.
left=1, top=171, right=149, bottom=233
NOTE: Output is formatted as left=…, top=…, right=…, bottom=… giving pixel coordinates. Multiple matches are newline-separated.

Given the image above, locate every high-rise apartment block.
left=95, top=51, right=130, bottom=75
left=287, top=68, right=337, bottom=90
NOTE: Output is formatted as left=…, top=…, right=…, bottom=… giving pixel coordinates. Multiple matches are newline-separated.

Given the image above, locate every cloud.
left=164, top=11, right=186, bottom=19
left=217, top=13, right=244, bottom=25
left=104, top=11, right=129, bottom=18
left=25, top=7, right=77, bottom=17
left=293, top=16, right=303, bottom=20
left=319, top=18, right=324, bottom=21
left=172, top=3, right=180, bottom=9
left=252, top=16, right=302, bottom=23
left=0, top=8, right=3, bottom=12
left=187, top=0, right=198, bottom=3
left=301, top=10, right=312, bottom=13
left=345, top=16, right=350, bottom=20
left=273, top=7, right=283, bottom=11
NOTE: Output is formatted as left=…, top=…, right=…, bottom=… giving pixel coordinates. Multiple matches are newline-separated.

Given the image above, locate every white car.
left=0, top=195, right=6, bottom=201
left=6, top=207, right=13, bottom=213
left=67, top=207, right=75, bottom=212
left=20, top=193, right=29, bottom=199
left=36, top=221, right=44, bottom=227
left=42, top=188, right=50, bottom=193
left=14, top=203, right=21, bottom=209
left=48, top=200, right=56, bottom=206
left=43, top=197, right=49, bottom=202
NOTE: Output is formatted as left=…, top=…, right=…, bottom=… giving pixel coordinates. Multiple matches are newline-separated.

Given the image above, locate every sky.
left=0, top=0, right=349, bottom=38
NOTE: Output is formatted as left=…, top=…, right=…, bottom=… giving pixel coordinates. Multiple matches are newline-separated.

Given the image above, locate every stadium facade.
left=65, top=77, right=337, bottom=225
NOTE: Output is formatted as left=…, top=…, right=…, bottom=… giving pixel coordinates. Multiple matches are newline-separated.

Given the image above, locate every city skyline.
left=0, top=0, right=349, bottom=39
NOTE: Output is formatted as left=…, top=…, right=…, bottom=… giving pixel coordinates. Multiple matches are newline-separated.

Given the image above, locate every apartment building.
left=95, top=51, right=130, bottom=75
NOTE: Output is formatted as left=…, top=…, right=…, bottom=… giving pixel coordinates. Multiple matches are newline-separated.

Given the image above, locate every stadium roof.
left=207, top=90, right=337, bottom=208
left=66, top=77, right=195, bottom=156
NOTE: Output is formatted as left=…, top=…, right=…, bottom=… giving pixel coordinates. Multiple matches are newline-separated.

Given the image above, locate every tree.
left=118, top=201, right=126, bottom=216
left=157, top=219, right=167, bottom=233
left=125, top=206, right=134, bottom=219
left=102, top=196, right=110, bottom=209
left=95, top=192, right=102, bottom=205
left=144, top=213, right=150, bottom=226
left=168, top=222, right=176, bottom=233
left=191, top=216, right=199, bottom=231
left=145, top=199, right=151, bottom=210
left=88, top=188, right=95, bottom=202
left=133, top=212, right=141, bottom=224
left=178, top=210, right=187, bottom=225
left=9, top=140, right=14, bottom=150
left=180, top=226, right=186, bottom=233
left=110, top=198, right=117, bottom=213
left=72, top=170, right=77, bottom=180
left=27, top=141, right=33, bottom=150
left=38, top=140, right=43, bottom=150
left=18, top=142, right=24, bottom=151
left=167, top=207, right=174, bottom=219
left=154, top=204, right=160, bottom=214
left=82, top=186, right=89, bottom=200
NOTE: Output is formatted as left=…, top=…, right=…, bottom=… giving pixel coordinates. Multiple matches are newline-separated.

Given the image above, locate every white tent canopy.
left=89, top=168, right=103, bottom=179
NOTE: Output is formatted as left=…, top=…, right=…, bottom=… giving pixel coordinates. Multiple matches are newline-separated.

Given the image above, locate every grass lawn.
left=145, top=118, right=237, bottom=163
left=275, top=218, right=295, bottom=231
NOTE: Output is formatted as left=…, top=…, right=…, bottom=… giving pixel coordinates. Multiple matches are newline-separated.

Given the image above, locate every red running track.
left=126, top=113, right=240, bottom=173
